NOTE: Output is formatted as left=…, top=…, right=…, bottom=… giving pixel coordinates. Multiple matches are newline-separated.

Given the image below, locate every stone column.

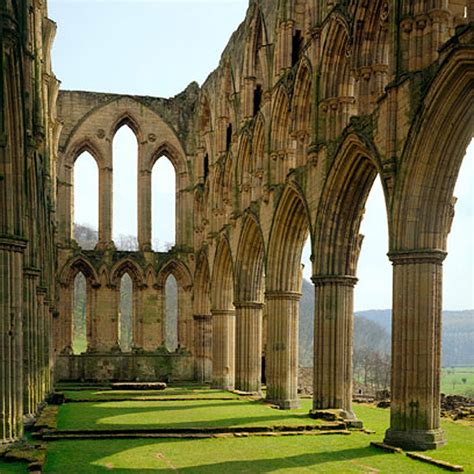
left=211, top=309, right=235, bottom=390
left=36, top=289, right=46, bottom=404
left=176, top=170, right=188, bottom=248
left=312, top=275, right=358, bottom=421
left=138, top=169, right=152, bottom=251
left=43, top=298, right=52, bottom=396
left=57, top=283, right=73, bottom=354
left=86, top=282, right=96, bottom=352
left=92, top=284, right=119, bottom=351
left=98, top=165, right=113, bottom=248
left=235, top=302, right=263, bottom=393
left=57, top=176, right=73, bottom=244
left=0, top=237, right=26, bottom=443
left=265, top=292, right=300, bottom=409
left=139, top=285, right=162, bottom=351
left=178, top=287, right=193, bottom=351
left=22, top=268, right=40, bottom=418
left=193, top=314, right=212, bottom=383
left=384, top=250, right=446, bottom=450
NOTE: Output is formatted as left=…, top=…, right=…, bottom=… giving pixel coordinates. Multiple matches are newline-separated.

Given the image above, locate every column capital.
left=23, top=267, right=41, bottom=278
left=193, top=314, right=212, bottom=321
left=265, top=291, right=302, bottom=301
left=36, top=286, right=48, bottom=295
left=311, top=275, right=358, bottom=287
left=211, top=309, right=236, bottom=317
left=234, top=301, right=264, bottom=310
left=0, top=236, right=27, bottom=252
left=388, top=249, right=447, bottom=265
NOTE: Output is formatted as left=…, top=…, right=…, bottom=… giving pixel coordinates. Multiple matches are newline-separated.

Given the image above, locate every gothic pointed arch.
left=110, top=111, right=143, bottom=142
left=148, top=141, right=188, bottom=179
left=111, top=257, right=146, bottom=288
left=66, top=138, right=104, bottom=168
left=211, top=236, right=235, bottom=310
left=236, top=131, right=252, bottom=208
left=193, top=250, right=211, bottom=315
left=252, top=113, right=266, bottom=177
left=60, top=255, right=99, bottom=287
left=319, top=14, right=355, bottom=140
left=198, top=93, right=214, bottom=156
left=392, top=49, right=474, bottom=252
left=292, top=58, right=313, bottom=167
left=271, top=85, right=291, bottom=153
left=157, top=258, right=193, bottom=290
left=314, top=133, right=384, bottom=277
left=235, top=213, right=266, bottom=303
left=243, top=3, right=270, bottom=83
left=266, top=185, right=312, bottom=292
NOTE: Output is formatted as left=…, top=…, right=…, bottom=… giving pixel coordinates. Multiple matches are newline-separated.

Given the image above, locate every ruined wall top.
left=58, top=82, right=200, bottom=155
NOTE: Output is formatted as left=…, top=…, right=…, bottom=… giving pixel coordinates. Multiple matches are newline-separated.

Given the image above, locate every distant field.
left=441, top=366, right=474, bottom=396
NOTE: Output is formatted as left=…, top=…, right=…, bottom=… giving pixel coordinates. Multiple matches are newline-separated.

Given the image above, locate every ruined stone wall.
left=191, top=0, right=474, bottom=450
left=54, top=89, right=199, bottom=381
left=2, top=0, right=472, bottom=450
left=1, top=0, right=59, bottom=444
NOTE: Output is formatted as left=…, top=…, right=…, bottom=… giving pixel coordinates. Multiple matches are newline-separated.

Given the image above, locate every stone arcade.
left=1, top=0, right=473, bottom=452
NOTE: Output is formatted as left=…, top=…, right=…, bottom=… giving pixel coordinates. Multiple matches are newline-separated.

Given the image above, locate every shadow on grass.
left=44, top=440, right=386, bottom=473
left=58, top=400, right=314, bottom=431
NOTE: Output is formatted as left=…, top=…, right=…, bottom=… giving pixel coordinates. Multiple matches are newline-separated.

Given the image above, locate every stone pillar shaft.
left=23, top=269, right=39, bottom=417
left=139, top=286, right=162, bottom=351
left=211, top=309, right=235, bottom=390
left=385, top=250, right=446, bottom=450
left=138, top=169, right=152, bottom=251
left=312, top=275, right=357, bottom=419
left=98, top=166, right=113, bottom=246
left=0, top=238, right=26, bottom=443
left=235, top=302, right=263, bottom=393
left=92, top=285, right=119, bottom=351
left=194, top=314, right=212, bottom=383
left=36, top=290, right=46, bottom=405
left=265, top=292, right=300, bottom=409
left=57, top=285, right=73, bottom=353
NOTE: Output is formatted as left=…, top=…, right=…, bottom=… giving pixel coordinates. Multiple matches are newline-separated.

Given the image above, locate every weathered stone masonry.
left=1, top=0, right=59, bottom=443
left=1, top=0, right=473, bottom=452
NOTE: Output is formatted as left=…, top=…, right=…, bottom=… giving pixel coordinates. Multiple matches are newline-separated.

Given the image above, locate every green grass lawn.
left=44, top=403, right=474, bottom=474
left=353, top=404, right=474, bottom=473
left=62, top=387, right=240, bottom=401
left=441, top=366, right=474, bottom=396
left=46, top=393, right=474, bottom=473
left=0, top=460, right=28, bottom=473
left=57, top=398, right=320, bottom=431
left=44, top=435, right=444, bottom=473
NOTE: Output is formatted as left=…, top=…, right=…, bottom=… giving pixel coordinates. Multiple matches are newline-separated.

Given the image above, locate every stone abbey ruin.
left=1, top=0, right=473, bottom=454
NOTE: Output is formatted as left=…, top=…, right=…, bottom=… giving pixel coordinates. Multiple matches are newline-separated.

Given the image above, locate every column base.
left=309, top=408, right=363, bottom=428
left=234, top=389, right=263, bottom=397
left=384, top=428, right=446, bottom=451
left=266, top=398, right=300, bottom=410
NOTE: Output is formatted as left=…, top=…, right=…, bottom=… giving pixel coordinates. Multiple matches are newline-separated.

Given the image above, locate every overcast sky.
left=51, top=0, right=473, bottom=310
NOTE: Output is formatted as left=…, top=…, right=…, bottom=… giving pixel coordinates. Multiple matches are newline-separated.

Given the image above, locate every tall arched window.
left=441, top=139, right=473, bottom=374
left=119, top=273, right=133, bottom=352
left=113, top=125, right=138, bottom=250
left=165, top=274, right=178, bottom=351
left=444, top=139, right=473, bottom=310
left=355, top=176, right=392, bottom=311
left=152, top=156, right=176, bottom=251
left=353, top=175, right=391, bottom=391
left=299, top=237, right=313, bottom=369
left=73, top=151, right=98, bottom=249
left=73, top=272, right=87, bottom=355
